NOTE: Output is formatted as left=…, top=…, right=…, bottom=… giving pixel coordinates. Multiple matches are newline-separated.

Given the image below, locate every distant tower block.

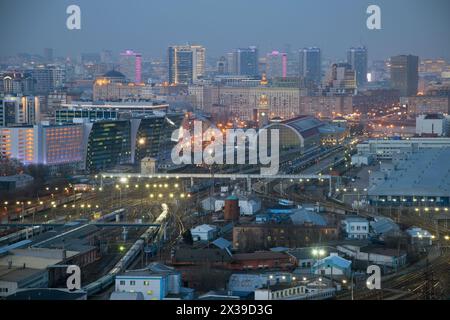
left=141, top=157, right=157, bottom=175
left=224, top=195, right=240, bottom=221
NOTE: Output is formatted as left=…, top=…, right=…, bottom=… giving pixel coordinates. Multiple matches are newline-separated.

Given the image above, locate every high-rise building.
left=0, top=95, right=40, bottom=127
left=0, top=123, right=83, bottom=168
left=216, top=56, right=227, bottom=75
left=299, top=47, right=322, bottom=85
left=347, top=47, right=368, bottom=87
left=390, top=55, right=419, bottom=97
left=84, top=120, right=132, bottom=173
left=325, top=63, right=357, bottom=95
left=227, top=47, right=259, bottom=77
left=191, top=45, right=206, bottom=81
left=1, top=72, right=34, bottom=96
left=266, top=51, right=288, bottom=79
left=119, top=50, right=142, bottom=83
left=29, top=67, right=54, bottom=94
left=168, top=45, right=205, bottom=84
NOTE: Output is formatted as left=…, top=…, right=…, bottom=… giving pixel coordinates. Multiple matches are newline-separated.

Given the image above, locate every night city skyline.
left=0, top=0, right=449, bottom=308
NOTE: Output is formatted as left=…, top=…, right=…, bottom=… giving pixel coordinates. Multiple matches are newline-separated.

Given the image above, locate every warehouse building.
left=368, top=148, right=450, bottom=206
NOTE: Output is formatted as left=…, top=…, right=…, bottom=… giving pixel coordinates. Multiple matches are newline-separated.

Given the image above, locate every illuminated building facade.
left=189, top=84, right=352, bottom=120
left=119, top=50, right=142, bottom=83
left=266, top=51, right=288, bottom=79
left=168, top=45, right=206, bottom=84
left=84, top=120, right=132, bottom=173
left=0, top=95, right=40, bottom=127
left=347, top=47, right=368, bottom=87
left=56, top=109, right=119, bottom=124
left=39, top=124, right=83, bottom=166
left=93, top=70, right=154, bottom=101
left=0, top=124, right=83, bottom=169
left=131, top=115, right=165, bottom=163
left=0, top=126, right=37, bottom=164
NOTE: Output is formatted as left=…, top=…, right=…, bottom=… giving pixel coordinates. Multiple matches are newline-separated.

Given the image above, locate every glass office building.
left=85, top=120, right=131, bottom=173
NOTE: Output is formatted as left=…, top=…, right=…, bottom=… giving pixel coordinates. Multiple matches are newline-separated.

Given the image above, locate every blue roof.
left=0, top=239, right=32, bottom=255
left=290, top=209, right=327, bottom=226
left=212, top=237, right=231, bottom=250
left=313, top=255, right=352, bottom=269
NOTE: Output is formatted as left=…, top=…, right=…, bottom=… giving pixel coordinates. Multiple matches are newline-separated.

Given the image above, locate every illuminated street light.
left=120, top=177, right=128, bottom=184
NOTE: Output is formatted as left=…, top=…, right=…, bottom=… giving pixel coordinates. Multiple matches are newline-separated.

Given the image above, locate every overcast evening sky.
left=0, top=0, right=449, bottom=61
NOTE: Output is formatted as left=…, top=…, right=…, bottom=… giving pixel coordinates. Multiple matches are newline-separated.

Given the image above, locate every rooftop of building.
left=0, top=265, right=45, bottom=283
left=343, top=216, right=369, bottom=223
left=313, top=254, right=352, bottom=269
left=289, top=208, right=328, bottom=226
left=423, top=113, right=446, bottom=120
left=232, top=251, right=289, bottom=261
left=0, top=248, right=79, bottom=270
left=5, top=288, right=87, bottom=300
left=368, top=148, right=450, bottom=197
left=370, top=217, right=400, bottom=235
left=360, top=246, right=407, bottom=257
left=103, top=70, right=126, bottom=78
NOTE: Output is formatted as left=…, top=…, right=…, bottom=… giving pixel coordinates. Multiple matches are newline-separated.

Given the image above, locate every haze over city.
left=1, top=0, right=450, bottom=60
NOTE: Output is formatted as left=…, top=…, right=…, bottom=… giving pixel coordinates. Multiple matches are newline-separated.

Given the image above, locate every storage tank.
left=224, top=195, right=240, bottom=221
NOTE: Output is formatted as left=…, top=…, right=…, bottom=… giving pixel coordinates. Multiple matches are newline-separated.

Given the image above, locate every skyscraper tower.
left=227, top=47, right=259, bottom=77
left=299, top=47, right=322, bottom=85
left=266, top=51, right=288, bottom=79
left=119, top=50, right=142, bottom=83
left=390, top=55, right=419, bottom=97
left=347, top=46, right=368, bottom=87
left=168, top=45, right=205, bottom=84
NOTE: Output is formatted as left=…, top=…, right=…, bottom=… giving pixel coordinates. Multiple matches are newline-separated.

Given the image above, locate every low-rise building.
left=190, top=224, right=219, bottom=242
left=341, top=216, right=370, bottom=240
left=114, top=263, right=191, bottom=300
left=225, top=251, right=296, bottom=271
left=312, top=253, right=352, bottom=277
left=367, top=148, right=450, bottom=206
left=370, top=217, right=400, bottom=239
left=416, top=114, right=449, bottom=137
left=4, top=288, right=87, bottom=300
left=0, top=265, right=48, bottom=298
left=233, top=223, right=339, bottom=252
left=202, top=193, right=262, bottom=216
left=254, top=277, right=339, bottom=300
left=286, top=248, right=316, bottom=269
left=0, top=174, right=34, bottom=191
left=337, top=244, right=407, bottom=269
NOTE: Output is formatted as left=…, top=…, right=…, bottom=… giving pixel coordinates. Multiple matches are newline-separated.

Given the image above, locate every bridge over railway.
left=99, top=172, right=336, bottom=195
